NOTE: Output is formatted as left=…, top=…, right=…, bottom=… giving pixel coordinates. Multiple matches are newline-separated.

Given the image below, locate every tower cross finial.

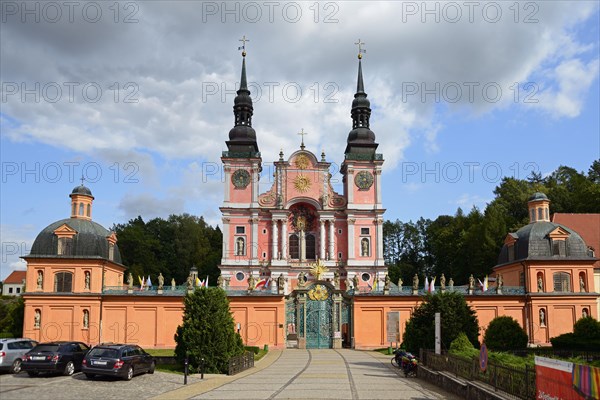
left=297, top=128, right=307, bottom=150
left=238, top=35, right=249, bottom=56
left=80, top=175, right=85, bottom=185
left=355, top=38, right=366, bottom=59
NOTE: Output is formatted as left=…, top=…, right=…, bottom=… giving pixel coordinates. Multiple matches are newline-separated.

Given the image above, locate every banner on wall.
left=535, top=356, right=583, bottom=400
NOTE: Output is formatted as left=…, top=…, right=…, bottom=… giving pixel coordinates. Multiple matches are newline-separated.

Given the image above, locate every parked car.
left=0, top=338, right=38, bottom=373
left=82, top=344, right=155, bottom=380
left=21, top=341, right=90, bottom=376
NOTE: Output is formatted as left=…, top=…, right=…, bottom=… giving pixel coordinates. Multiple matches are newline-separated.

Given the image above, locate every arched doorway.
left=305, top=283, right=333, bottom=348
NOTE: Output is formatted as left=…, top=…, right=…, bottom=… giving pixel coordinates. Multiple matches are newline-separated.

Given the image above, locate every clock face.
left=232, top=169, right=251, bottom=189
left=354, top=171, right=374, bottom=190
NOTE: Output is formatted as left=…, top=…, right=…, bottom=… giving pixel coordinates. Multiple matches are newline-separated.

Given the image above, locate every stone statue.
left=248, top=274, right=256, bottom=291
left=277, top=274, right=286, bottom=293
left=582, top=309, right=588, bottom=318
left=34, top=310, right=40, bottom=328
left=346, top=277, right=352, bottom=291
left=538, top=277, right=543, bottom=292
left=361, top=238, right=369, bottom=256
left=297, top=272, right=307, bottom=288
left=236, top=237, right=245, bottom=256
left=440, top=274, right=446, bottom=290
left=539, top=308, right=546, bottom=326
left=127, top=273, right=133, bottom=289
left=384, top=274, right=390, bottom=291
left=412, top=274, right=419, bottom=290
left=497, top=274, right=503, bottom=290
left=580, top=276, right=586, bottom=292
left=352, top=274, right=360, bottom=290
left=333, top=271, right=340, bottom=289
left=37, top=271, right=43, bottom=290
left=83, top=310, right=89, bottom=328
left=171, top=278, right=176, bottom=290
left=217, top=275, right=224, bottom=289
left=158, top=273, right=164, bottom=289
left=84, top=271, right=90, bottom=289
left=186, top=275, right=193, bottom=290
left=397, top=278, right=403, bottom=292
left=468, top=274, right=475, bottom=290
left=449, top=278, right=454, bottom=290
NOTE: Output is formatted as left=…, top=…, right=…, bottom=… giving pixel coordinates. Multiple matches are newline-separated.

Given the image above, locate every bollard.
left=201, top=357, right=205, bottom=379
left=184, top=351, right=189, bottom=385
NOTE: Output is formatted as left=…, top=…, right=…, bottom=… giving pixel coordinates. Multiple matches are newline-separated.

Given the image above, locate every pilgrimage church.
left=20, top=44, right=599, bottom=350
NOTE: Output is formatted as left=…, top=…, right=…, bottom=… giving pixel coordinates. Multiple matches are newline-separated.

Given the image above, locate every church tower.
left=341, top=44, right=386, bottom=285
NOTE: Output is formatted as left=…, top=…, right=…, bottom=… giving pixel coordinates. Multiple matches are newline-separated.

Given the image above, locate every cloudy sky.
left=1, top=1, right=599, bottom=279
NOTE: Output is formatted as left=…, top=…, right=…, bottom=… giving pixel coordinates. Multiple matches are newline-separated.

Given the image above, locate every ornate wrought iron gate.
left=305, top=284, right=333, bottom=349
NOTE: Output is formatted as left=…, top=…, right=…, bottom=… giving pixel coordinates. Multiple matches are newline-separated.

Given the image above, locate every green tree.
left=0, top=297, right=24, bottom=337
left=402, top=292, right=479, bottom=354
left=174, top=288, right=244, bottom=374
left=483, top=316, right=528, bottom=351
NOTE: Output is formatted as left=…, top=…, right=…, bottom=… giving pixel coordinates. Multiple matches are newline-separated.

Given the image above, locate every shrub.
left=574, top=317, right=600, bottom=338
left=244, top=346, right=260, bottom=355
left=484, top=316, right=528, bottom=351
left=402, top=292, right=479, bottom=354
left=449, top=332, right=479, bottom=359
left=551, top=316, right=600, bottom=351
left=174, top=288, right=245, bottom=374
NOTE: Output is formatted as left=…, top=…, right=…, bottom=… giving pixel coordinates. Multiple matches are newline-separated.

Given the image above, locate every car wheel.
left=125, top=366, right=133, bottom=381
left=85, top=373, right=95, bottom=379
left=27, top=371, right=39, bottom=377
left=148, top=361, right=155, bottom=374
left=11, top=359, right=22, bottom=374
left=63, top=361, right=75, bottom=376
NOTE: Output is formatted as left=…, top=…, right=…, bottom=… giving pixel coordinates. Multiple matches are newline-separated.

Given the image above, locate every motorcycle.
left=391, top=349, right=418, bottom=377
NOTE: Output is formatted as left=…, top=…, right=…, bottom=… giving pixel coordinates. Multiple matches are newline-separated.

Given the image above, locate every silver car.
left=0, top=338, right=38, bottom=373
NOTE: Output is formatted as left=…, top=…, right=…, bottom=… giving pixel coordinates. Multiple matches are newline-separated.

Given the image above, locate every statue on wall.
left=186, top=274, right=193, bottom=290
left=297, top=272, right=307, bottom=288
left=412, top=274, right=419, bottom=290
left=171, top=278, right=176, bottom=290
left=346, top=276, right=352, bottom=291
left=248, top=274, right=256, bottom=291
left=449, top=278, right=454, bottom=290
left=277, top=274, right=286, bottom=294
left=333, top=271, right=340, bottom=289
left=158, top=273, right=164, bottom=290
left=217, top=275, right=224, bottom=289
left=37, top=271, right=43, bottom=290
left=361, top=238, right=369, bottom=256
left=440, top=274, right=446, bottom=290
left=539, top=308, right=546, bottom=327
left=127, top=273, right=133, bottom=289
left=497, top=274, right=503, bottom=290
left=582, top=308, right=588, bottom=318
left=538, top=277, right=544, bottom=292
left=397, top=278, right=403, bottom=292
left=580, top=276, right=586, bottom=292
left=352, top=274, right=360, bottom=290
left=384, top=274, right=390, bottom=291
left=84, top=271, right=90, bottom=290
left=34, top=310, right=41, bottom=328
left=236, top=237, right=245, bottom=256
left=468, top=274, right=475, bottom=290
left=83, top=310, right=89, bottom=328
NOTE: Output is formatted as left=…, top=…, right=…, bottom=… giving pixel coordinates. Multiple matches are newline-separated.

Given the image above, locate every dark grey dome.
left=228, top=124, right=257, bottom=141
left=528, top=192, right=548, bottom=202
left=71, top=185, right=93, bottom=197
left=29, top=218, right=122, bottom=263
left=497, top=221, right=591, bottom=265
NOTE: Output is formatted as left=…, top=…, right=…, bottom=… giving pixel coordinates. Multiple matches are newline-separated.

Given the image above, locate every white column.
left=348, top=219, right=355, bottom=259
left=320, top=220, right=326, bottom=260
left=376, top=218, right=384, bottom=264
left=375, top=169, right=382, bottom=205
left=272, top=219, right=279, bottom=261
left=224, top=166, right=230, bottom=202
left=347, top=168, right=354, bottom=204
left=251, top=164, right=260, bottom=206
left=222, top=218, right=230, bottom=260
left=328, top=220, right=335, bottom=260
left=251, top=216, right=259, bottom=262
left=300, top=230, right=306, bottom=262
left=281, top=221, right=288, bottom=260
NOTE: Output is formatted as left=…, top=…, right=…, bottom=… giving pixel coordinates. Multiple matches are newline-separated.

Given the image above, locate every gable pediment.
left=504, top=233, right=518, bottom=245
left=548, top=226, right=570, bottom=240
left=53, top=224, right=77, bottom=238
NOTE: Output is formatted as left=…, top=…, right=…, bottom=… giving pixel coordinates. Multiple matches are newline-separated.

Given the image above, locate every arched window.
left=289, top=234, right=299, bottom=259
left=553, top=272, right=571, bottom=292
left=54, top=272, right=73, bottom=292
left=108, top=243, right=115, bottom=260
left=538, top=208, right=543, bottom=220
left=86, top=204, right=91, bottom=217
left=545, top=209, right=549, bottom=220
left=305, top=234, right=316, bottom=260
left=79, top=203, right=84, bottom=215
left=72, top=203, right=77, bottom=216
left=530, top=209, right=536, bottom=222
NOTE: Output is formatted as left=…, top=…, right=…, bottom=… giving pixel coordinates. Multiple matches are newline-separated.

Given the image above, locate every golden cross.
left=297, top=128, right=307, bottom=150
left=355, top=38, right=366, bottom=59
left=238, top=35, right=249, bottom=55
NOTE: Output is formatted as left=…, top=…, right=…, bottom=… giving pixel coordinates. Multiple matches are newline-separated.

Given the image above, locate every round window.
left=235, top=272, right=245, bottom=281
left=361, top=273, right=371, bottom=282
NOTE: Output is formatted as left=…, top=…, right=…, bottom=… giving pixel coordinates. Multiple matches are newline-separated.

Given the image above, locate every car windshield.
left=88, top=348, right=119, bottom=358
left=32, top=344, right=60, bottom=352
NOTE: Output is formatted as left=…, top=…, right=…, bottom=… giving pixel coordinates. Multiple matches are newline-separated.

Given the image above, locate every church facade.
left=20, top=50, right=599, bottom=350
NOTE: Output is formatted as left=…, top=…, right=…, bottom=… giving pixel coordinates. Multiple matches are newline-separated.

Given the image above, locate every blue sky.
left=1, top=1, right=599, bottom=279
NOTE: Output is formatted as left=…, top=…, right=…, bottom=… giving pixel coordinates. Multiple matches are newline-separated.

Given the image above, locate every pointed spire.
left=226, top=36, right=259, bottom=155
left=345, top=40, right=377, bottom=156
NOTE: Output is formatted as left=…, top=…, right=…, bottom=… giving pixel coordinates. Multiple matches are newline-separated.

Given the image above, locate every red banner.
left=535, top=356, right=583, bottom=400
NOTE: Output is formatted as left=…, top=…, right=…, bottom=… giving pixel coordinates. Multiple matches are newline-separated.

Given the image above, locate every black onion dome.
left=28, top=218, right=122, bottom=263
left=345, top=58, right=378, bottom=154
left=71, top=184, right=93, bottom=197
left=496, top=221, right=591, bottom=265
left=226, top=55, right=259, bottom=154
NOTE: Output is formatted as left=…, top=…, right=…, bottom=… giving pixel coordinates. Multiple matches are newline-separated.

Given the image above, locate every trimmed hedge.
left=244, top=346, right=260, bottom=355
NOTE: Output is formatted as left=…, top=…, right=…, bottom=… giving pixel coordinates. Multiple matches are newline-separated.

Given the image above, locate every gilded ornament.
left=295, top=154, right=309, bottom=169
left=308, top=284, right=329, bottom=301
left=294, top=174, right=311, bottom=193
left=309, top=259, right=328, bottom=281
